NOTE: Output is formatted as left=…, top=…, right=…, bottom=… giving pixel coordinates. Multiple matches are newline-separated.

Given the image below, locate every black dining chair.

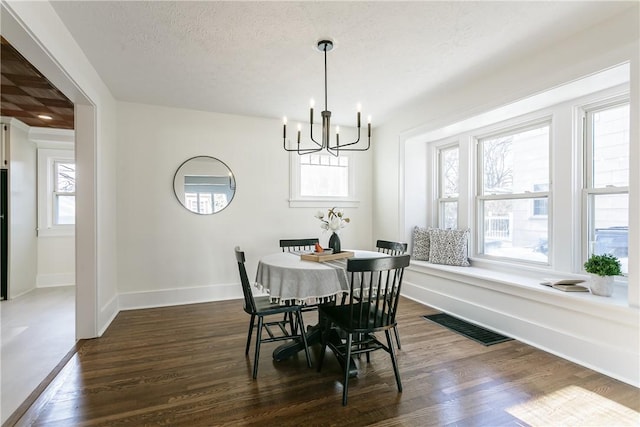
left=317, top=254, right=411, bottom=405
left=235, top=247, right=312, bottom=379
left=280, top=238, right=319, bottom=252
left=376, top=239, right=408, bottom=350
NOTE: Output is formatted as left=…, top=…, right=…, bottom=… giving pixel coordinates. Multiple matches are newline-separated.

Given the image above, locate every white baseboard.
left=402, top=274, right=640, bottom=388
left=98, top=294, right=119, bottom=336
left=118, top=283, right=243, bottom=312
left=36, top=273, right=75, bottom=288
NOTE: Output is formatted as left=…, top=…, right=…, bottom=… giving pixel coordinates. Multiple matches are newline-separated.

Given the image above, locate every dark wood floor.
left=11, top=297, right=640, bottom=426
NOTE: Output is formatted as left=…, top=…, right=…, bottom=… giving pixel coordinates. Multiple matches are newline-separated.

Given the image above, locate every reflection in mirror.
left=173, top=156, right=236, bottom=214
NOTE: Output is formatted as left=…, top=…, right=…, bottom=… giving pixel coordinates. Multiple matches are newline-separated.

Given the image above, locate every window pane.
left=590, top=193, right=628, bottom=274
left=185, top=192, right=213, bottom=214
left=532, top=184, right=548, bottom=216
left=300, top=154, right=349, bottom=197
left=591, top=104, right=629, bottom=188
left=440, top=147, right=459, bottom=197
left=481, top=199, right=548, bottom=263
left=482, top=125, right=549, bottom=194
left=55, top=195, right=75, bottom=225
left=55, top=162, right=76, bottom=193
left=441, top=201, right=458, bottom=229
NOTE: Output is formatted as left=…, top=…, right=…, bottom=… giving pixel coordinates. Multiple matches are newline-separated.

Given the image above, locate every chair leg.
left=385, top=330, right=403, bottom=392
left=342, top=334, right=353, bottom=406
left=245, top=314, right=255, bottom=355
left=253, top=316, right=263, bottom=379
left=288, top=311, right=297, bottom=335
left=393, top=325, right=402, bottom=350
left=296, top=311, right=312, bottom=368
left=317, top=320, right=329, bottom=372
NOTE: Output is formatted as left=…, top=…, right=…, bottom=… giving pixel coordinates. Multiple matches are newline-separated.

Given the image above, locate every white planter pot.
left=589, top=274, right=615, bottom=297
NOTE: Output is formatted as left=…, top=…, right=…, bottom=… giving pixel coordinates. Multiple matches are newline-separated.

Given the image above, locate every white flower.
left=315, top=207, right=350, bottom=234
left=329, top=216, right=342, bottom=231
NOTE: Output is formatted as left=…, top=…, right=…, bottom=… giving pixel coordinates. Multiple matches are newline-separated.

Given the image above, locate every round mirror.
left=173, top=156, right=236, bottom=214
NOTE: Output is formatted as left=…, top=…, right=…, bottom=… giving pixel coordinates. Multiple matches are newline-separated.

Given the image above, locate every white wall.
left=373, top=7, right=640, bottom=386
left=4, top=0, right=120, bottom=338
left=116, top=102, right=373, bottom=308
left=36, top=238, right=74, bottom=287
left=32, top=129, right=76, bottom=288
left=5, top=120, right=37, bottom=298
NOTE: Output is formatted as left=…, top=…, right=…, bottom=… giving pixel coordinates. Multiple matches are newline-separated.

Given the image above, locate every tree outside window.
left=478, top=123, right=549, bottom=263
left=438, top=145, right=459, bottom=229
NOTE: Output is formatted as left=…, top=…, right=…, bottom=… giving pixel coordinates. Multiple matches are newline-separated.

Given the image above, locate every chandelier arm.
left=283, top=138, right=324, bottom=153
left=325, top=146, right=340, bottom=157
left=331, top=136, right=371, bottom=151
left=328, top=126, right=360, bottom=149
left=309, top=121, right=322, bottom=147
left=295, top=145, right=325, bottom=155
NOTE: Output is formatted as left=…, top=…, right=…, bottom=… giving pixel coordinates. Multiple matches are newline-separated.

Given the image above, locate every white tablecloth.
left=255, top=250, right=385, bottom=305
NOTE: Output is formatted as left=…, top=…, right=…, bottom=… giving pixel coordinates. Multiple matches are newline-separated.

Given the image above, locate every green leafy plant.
left=583, top=253, right=622, bottom=277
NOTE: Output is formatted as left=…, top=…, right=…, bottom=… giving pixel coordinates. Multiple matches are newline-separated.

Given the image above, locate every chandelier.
left=282, top=39, right=371, bottom=157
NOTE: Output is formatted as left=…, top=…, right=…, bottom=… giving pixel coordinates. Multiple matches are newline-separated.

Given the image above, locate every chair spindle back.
left=235, top=247, right=257, bottom=314
left=344, top=255, right=410, bottom=331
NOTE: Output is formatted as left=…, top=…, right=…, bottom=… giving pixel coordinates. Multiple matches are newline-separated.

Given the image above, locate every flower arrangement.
left=315, top=207, right=350, bottom=234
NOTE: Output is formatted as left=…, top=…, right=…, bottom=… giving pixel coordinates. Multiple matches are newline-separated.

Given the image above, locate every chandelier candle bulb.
left=310, top=99, right=314, bottom=124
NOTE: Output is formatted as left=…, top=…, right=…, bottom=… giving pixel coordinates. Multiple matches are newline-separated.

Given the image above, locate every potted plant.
left=583, top=253, right=621, bottom=296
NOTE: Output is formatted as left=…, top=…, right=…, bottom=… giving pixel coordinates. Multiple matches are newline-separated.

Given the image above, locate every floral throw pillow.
left=411, top=226, right=431, bottom=261
left=428, top=228, right=471, bottom=267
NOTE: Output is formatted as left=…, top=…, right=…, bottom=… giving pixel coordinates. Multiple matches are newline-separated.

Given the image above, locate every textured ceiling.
left=0, top=37, right=74, bottom=129
left=4, top=1, right=635, bottom=131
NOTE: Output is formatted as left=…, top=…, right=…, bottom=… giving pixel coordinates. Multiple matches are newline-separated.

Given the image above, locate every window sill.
left=407, top=260, right=636, bottom=324
left=38, top=227, right=75, bottom=238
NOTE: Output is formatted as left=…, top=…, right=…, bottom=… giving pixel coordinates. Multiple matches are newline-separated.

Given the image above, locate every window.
left=53, top=161, right=75, bottom=224
left=290, top=152, right=357, bottom=207
left=583, top=100, right=629, bottom=275
left=300, top=154, right=348, bottom=197
left=437, top=145, right=459, bottom=229
left=412, top=66, right=630, bottom=278
left=183, top=175, right=232, bottom=214
left=37, top=148, right=75, bottom=236
left=477, top=122, right=550, bottom=264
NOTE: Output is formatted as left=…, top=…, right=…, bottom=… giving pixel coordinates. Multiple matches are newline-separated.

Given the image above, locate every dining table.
left=255, top=249, right=388, bottom=375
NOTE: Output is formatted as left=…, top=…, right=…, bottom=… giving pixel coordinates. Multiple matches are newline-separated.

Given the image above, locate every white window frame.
left=580, top=96, right=630, bottom=276
left=289, top=152, right=359, bottom=208
left=475, top=119, right=551, bottom=265
left=437, top=143, right=460, bottom=229
left=37, top=148, right=75, bottom=237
